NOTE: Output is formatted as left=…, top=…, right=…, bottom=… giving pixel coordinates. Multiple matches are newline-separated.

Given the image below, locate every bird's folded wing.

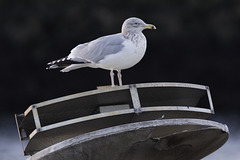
left=68, top=33, right=125, bottom=63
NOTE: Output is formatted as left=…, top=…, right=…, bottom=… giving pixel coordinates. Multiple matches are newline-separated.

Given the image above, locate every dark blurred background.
left=0, top=0, right=240, bottom=159
left=1, top=0, right=240, bottom=115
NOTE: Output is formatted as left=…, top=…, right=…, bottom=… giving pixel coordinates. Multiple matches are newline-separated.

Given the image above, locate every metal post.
left=206, top=86, right=215, bottom=114
left=31, top=105, right=41, bottom=129
left=129, top=84, right=142, bottom=114
left=15, top=114, right=26, bottom=156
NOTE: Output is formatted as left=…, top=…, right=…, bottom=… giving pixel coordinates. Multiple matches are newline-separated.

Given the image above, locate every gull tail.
left=46, top=57, right=90, bottom=72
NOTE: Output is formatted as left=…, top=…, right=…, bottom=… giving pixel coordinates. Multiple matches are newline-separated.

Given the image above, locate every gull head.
left=121, top=17, right=156, bottom=35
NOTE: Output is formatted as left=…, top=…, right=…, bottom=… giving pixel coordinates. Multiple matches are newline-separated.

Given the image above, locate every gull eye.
left=133, top=22, right=139, bottom=27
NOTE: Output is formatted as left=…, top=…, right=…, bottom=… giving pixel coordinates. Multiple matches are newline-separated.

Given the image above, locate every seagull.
left=47, top=17, right=156, bottom=87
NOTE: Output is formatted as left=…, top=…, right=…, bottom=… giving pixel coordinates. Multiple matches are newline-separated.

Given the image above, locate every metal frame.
left=23, top=82, right=211, bottom=113
left=129, top=84, right=142, bottom=114
left=26, top=119, right=229, bottom=160
left=15, top=82, right=216, bottom=155
left=31, top=105, right=41, bottom=129
left=29, top=106, right=213, bottom=137
left=15, top=114, right=27, bottom=156
left=206, top=86, right=215, bottom=114
left=15, top=105, right=42, bottom=155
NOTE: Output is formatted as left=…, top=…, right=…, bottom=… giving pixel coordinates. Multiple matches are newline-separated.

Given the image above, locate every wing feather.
left=68, top=33, right=125, bottom=63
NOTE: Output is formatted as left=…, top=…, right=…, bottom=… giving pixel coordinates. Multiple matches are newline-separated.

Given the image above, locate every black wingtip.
left=46, top=56, right=88, bottom=71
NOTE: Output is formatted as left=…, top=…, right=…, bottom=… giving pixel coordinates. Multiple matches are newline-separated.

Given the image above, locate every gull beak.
left=144, top=24, right=157, bottom=30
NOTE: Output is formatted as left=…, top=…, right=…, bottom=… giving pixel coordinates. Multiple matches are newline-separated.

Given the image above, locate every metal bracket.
left=15, top=114, right=26, bottom=156
left=206, top=86, right=215, bottom=114
left=129, top=84, right=142, bottom=114
left=31, top=105, right=41, bottom=129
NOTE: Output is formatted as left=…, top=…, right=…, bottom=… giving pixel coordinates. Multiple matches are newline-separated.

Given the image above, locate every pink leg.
left=117, top=70, right=122, bottom=86
left=110, top=69, right=115, bottom=87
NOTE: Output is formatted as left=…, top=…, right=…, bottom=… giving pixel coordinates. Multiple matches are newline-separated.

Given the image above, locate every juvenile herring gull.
left=47, top=17, right=156, bottom=87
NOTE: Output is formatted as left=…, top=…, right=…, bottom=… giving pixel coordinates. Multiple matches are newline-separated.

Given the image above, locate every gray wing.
left=68, top=33, right=125, bottom=63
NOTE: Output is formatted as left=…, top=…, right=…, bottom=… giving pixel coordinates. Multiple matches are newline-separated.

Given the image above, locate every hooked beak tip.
left=145, top=24, right=156, bottom=30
